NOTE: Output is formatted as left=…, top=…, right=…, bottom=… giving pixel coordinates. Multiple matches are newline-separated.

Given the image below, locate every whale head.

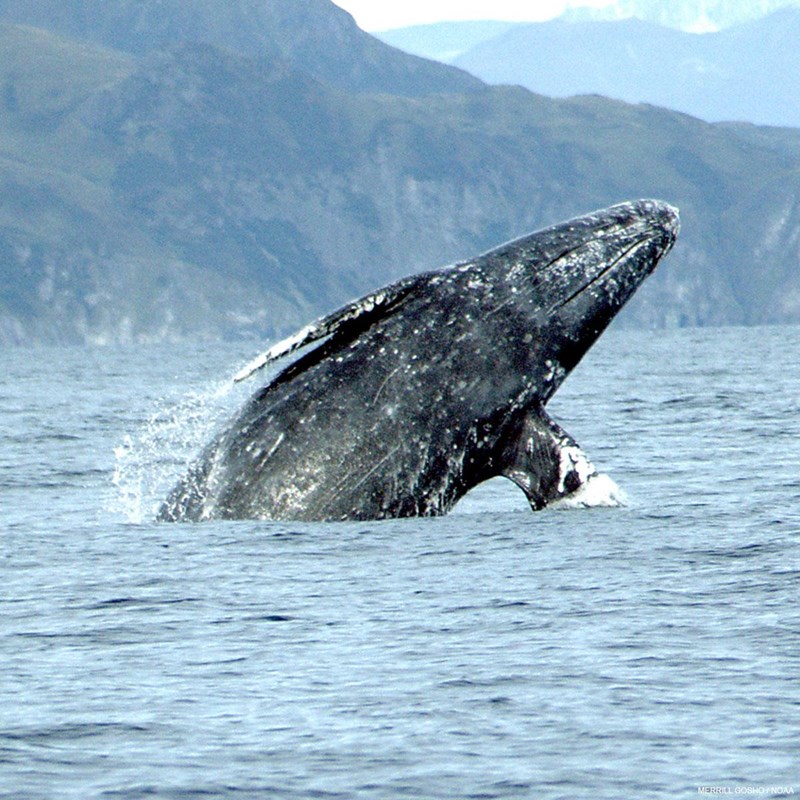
left=480, top=199, right=679, bottom=400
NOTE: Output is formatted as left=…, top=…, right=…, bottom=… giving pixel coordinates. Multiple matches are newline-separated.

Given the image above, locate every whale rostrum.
left=158, top=200, right=679, bottom=522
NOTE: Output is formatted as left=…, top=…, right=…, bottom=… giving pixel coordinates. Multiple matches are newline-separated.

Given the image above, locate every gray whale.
left=158, top=199, right=679, bottom=522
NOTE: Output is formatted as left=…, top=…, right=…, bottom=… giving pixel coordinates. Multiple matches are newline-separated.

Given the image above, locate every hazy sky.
left=331, top=0, right=607, bottom=31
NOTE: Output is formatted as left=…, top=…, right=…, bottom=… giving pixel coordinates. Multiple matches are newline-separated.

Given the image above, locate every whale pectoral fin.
left=233, top=273, right=429, bottom=382
left=501, top=408, right=598, bottom=510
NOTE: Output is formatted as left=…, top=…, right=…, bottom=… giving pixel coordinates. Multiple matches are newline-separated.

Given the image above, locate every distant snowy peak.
left=562, top=0, right=800, bottom=32
left=446, top=7, right=800, bottom=128
left=377, top=0, right=800, bottom=65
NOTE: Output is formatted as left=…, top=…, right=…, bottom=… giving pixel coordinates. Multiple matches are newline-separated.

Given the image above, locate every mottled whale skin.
left=158, top=200, right=679, bottom=522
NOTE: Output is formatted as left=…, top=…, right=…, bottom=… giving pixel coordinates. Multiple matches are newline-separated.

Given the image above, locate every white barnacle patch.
left=507, top=263, right=525, bottom=281
left=557, top=443, right=596, bottom=495
left=232, top=323, right=315, bottom=381
left=543, top=359, right=565, bottom=387
left=232, top=287, right=398, bottom=382
left=360, top=291, right=386, bottom=313
left=267, top=323, right=315, bottom=357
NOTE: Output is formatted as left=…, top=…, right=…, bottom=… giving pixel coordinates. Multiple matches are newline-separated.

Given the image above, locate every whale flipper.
left=501, top=408, right=597, bottom=510
left=233, top=273, right=428, bottom=382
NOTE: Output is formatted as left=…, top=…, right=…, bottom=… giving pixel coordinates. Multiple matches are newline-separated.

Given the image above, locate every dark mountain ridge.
left=0, top=0, right=481, bottom=96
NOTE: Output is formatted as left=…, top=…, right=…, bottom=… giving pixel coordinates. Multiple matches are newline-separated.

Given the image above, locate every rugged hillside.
left=0, top=0, right=481, bottom=96
left=1, top=2, right=800, bottom=344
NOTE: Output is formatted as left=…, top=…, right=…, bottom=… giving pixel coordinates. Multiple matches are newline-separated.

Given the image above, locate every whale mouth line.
left=555, top=234, right=654, bottom=312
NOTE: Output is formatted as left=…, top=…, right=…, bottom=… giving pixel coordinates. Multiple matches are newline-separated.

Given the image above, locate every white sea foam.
left=552, top=472, right=627, bottom=510
left=111, top=379, right=247, bottom=523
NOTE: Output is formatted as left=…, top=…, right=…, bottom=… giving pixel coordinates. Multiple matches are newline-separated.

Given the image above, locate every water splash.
left=112, top=378, right=249, bottom=523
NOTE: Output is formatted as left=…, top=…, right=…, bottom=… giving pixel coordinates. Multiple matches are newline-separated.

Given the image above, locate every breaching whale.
left=158, top=199, right=679, bottom=522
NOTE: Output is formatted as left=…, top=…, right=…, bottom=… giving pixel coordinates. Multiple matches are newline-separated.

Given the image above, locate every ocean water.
left=1, top=325, right=798, bottom=799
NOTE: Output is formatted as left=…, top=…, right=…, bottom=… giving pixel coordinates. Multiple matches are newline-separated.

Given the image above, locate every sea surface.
left=1, top=325, right=798, bottom=799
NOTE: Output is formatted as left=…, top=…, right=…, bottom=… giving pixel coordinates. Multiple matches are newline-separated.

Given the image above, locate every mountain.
left=449, top=9, right=800, bottom=127
left=376, top=1, right=800, bottom=63
left=0, top=0, right=481, bottom=96
left=2, top=1, right=800, bottom=344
